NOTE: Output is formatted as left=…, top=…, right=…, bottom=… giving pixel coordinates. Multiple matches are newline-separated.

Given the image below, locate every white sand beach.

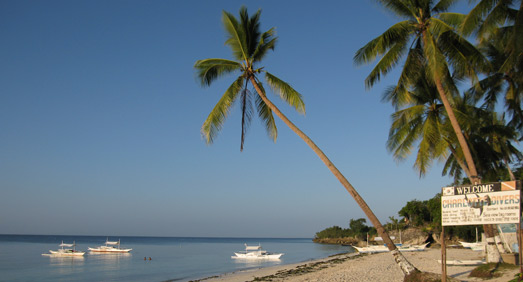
left=202, top=248, right=519, bottom=282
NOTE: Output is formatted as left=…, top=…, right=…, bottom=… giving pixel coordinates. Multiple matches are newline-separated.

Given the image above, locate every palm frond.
left=255, top=82, right=278, bottom=142
left=437, top=12, right=466, bottom=28
left=375, top=0, right=416, bottom=19
left=253, top=28, right=277, bottom=63
left=194, top=58, right=242, bottom=87
left=365, top=38, right=409, bottom=88
left=201, top=76, right=244, bottom=144
left=387, top=105, right=426, bottom=160
left=461, top=0, right=497, bottom=36
left=383, top=42, right=425, bottom=108
left=432, top=0, right=459, bottom=14
left=354, top=20, right=414, bottom=65
left=437, top=29, right=490, bottom=82
left=240, top=87, right=254, bottom=151
left=241, top=7, right=262, bottom=57
left=264, top=72, right=306, bottom=114
left=477, top=1, right=515, bottom=39
left=222, top=10, right=248, bottom=62
left=427, top=17, right=455, bottom=37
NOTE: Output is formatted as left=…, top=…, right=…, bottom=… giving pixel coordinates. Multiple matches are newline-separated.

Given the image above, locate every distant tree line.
left=314, top=218, right=377, bottom=240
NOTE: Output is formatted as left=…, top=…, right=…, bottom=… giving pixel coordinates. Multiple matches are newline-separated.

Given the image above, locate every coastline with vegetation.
left=197, top=192, right=521, bottom=282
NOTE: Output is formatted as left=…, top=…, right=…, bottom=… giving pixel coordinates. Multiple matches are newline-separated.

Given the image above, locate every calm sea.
left=0, top=235, right=353, bottom=282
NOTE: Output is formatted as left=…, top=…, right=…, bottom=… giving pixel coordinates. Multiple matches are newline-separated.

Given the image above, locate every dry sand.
left=199, top=248, right=520, bottom=282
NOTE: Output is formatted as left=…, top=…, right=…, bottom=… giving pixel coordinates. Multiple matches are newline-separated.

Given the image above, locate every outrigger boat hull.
left=353, top=243, right=429, bottom=254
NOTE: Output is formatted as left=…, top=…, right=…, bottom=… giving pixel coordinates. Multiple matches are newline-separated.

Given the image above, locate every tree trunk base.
left=404, top=271, right=461, bottom=282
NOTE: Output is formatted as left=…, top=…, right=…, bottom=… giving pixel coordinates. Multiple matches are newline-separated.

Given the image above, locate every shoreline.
left=195, top=248, right=519, bottom=282
left=192, top=252, right=361, bottom=282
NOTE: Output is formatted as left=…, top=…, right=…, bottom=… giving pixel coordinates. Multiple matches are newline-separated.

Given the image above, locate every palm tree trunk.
left=249, top=76, right=419, bottom=275
left=434, top=77, right=502, bottom=263
left=434, top=77, right=479, bottom=183
left=504, top=157, right=516, bottom=181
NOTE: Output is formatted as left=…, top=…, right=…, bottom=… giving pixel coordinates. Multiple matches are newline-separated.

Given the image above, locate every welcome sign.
left=441, top=181, right=521, bottom=226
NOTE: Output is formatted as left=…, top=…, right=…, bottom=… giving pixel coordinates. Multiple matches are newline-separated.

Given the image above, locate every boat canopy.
left=59, top=243, right=74, bottom=247
left=106, top=241, right=119, bottom=245
left=244, top=244, right=262, bottom=251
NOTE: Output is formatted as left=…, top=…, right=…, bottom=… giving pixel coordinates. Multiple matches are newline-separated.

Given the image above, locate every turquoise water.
left=0, top=235, right=353, bottom=281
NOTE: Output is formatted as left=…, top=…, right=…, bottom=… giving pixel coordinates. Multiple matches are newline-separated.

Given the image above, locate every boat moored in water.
left=42, top=241, right=85, bottom=256
left=231, top=244, right=283, bottom=259
left=88, top=238, right=132, bottom=253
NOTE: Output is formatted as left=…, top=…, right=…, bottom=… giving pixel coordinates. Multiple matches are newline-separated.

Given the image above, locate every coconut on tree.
left=194, top=6, right=419, bottom=276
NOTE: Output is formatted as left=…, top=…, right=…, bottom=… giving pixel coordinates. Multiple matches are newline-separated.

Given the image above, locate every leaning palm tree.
left=195, top=7, right=418, bottom=276
left=354, top=0, right=502, bottom=262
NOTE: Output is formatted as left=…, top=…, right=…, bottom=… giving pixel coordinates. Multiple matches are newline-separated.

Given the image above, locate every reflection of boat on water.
left=88, top=238, right=132, bottom=253
left=88, top=252, right=132, bottom=262
left=231, top=244, right=283, bottom=259
left=353, top=243, right=429, bottom=254
left=42, top=241, right=85, bottom=257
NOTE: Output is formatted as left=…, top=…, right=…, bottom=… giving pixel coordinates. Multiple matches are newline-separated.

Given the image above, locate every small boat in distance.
left=231, top=244, right=283, bottom=259
left=88, top=238, right=132, bottom=253
left=42, top=241, right=85, bottom=256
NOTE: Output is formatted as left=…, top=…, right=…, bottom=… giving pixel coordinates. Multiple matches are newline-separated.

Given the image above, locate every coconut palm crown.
left=354, top=0, right=490, bottom=184
left=195, top=7, right=305, bottom=151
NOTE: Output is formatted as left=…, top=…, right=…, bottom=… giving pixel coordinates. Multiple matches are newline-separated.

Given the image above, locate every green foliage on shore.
left=316, top=192, right=487, bottom=242
left=314, top=218, right=376, bottom=240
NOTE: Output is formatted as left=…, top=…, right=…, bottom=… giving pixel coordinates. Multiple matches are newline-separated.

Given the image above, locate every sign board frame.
left=441, top=180, right=521, bottom=227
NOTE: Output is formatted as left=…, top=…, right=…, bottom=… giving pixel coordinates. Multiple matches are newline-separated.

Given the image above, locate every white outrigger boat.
left=42, top=241, right=85, bottom=256
left=88, top=238, right=132, bottom=253
left=459, top=241, right=484, bottom=251
left=352, top=232, right=429, bottom=254
left=459, top=228, right=484, bottom=251
left=353, top=243, right=429, bottom=254
left=231, top=244, right=283, bottom=259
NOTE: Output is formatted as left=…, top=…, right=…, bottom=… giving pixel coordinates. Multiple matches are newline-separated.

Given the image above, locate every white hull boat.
left=438, top=259, right=486, bottom=266
left=353, top=243, right=429, bottom=254
left=42, top=241, right=85, bottom=256
left=459, top=241, right=484, bottom=251
left=232, top=244, right=283, bottom=259
left=88, top=238, right=132, bottom=253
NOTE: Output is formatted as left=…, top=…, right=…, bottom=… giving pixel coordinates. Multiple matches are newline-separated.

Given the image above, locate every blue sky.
left=1, top=0, right=479, bottom=238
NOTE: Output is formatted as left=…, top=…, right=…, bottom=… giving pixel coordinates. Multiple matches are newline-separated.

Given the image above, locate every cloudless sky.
left=1, top=0, right=483, bottom=238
